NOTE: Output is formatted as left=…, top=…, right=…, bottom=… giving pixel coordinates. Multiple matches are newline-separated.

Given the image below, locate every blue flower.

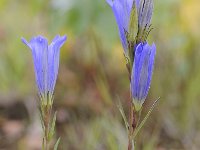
left=107, top=0, right=133, bottom=54
left=137, top=0, right=153, bottom=31
left=22, top=35, right=67, bottom=97
left=107, top=0, right=154, bottom=53
left=131, top=42, right=156, bottom=111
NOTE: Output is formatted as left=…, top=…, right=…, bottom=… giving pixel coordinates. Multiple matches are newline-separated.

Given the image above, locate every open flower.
left=21, top=35, right=67, bottom=98
left=131, top=42, right=156, bottom=111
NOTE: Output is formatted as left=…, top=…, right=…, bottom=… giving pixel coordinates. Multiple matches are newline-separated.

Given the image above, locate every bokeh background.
left=0, top=0, right=200, bottom=149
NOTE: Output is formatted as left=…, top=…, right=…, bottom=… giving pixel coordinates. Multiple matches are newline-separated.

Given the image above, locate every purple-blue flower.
left=137, top=0, right=153, bottom=31
left=107, top=0, right=154, bottom=53
left=107, top=0, right=133, bottom=54
left=22, top=35, right=67, bottom=97
left=131, top=42, right=156, bottom=111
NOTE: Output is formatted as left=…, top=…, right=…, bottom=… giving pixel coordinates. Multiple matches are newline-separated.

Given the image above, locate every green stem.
left=117, top=97, right=129, bottom=133
left=41, top=99, right=52, bottom=150
left=43, top=105, right=51, bottom=150
left=40, top=93, right=59, bottom=150
left=128, top=101, right=137, bottom=150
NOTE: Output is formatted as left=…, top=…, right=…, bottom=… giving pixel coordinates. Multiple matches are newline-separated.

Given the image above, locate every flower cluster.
left=22, top=35, right=67, bottom=101
left=107, top=0, right=156, bottom=111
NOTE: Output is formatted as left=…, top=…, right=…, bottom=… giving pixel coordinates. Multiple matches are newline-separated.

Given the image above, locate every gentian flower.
left=107, top=0, right=154, bottom=53
left=21, top=35, right=67, bottom=99
left=131, top=42, right=156, bottom=111
left=135, top=0, right=154, bottom=29
left=136, top=0, right=154, bottom=42
left=106, top=0, right=133, bottom=55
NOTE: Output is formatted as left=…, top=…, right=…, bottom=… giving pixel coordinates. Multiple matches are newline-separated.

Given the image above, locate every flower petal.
left=138, top=0, right=153, bottom=29
left=22, top=36, right=48, bottom=95
left=106, top=0, right=113, bottom=7
left=21, top=37, right=32, bottom=49
left=108, top=0, right=134, bottom=54
left=48, top=35, right=67, bottom=93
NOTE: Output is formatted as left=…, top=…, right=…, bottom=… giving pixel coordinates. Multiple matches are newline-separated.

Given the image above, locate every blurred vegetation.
left=0, top=0, right=200, bottom=149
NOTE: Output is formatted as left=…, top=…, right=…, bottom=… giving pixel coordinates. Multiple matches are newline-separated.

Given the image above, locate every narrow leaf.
left=49, top=111, right=57, bottom=140
left=117, top=96, right=129, bottom=133
left=133, top=97, right=160, bottom=139
left=39, top=107, right=45, bottom=132
left=54, top=137, right=61, bottom=150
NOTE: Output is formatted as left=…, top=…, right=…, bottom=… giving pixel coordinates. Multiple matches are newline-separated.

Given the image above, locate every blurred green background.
left=0, top=0, right=200, bottom=149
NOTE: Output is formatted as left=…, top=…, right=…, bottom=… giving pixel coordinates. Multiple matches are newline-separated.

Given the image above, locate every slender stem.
left=128, top=83, right=137, bottom=150
left=128, top=102, right=133, bottom=149
left=40, top=93, right=59, bottom=150
left=41, top=101, right=52, bottom=150
left=128, top=101, right=137, bottom=150
left=127, top=40, right=137, bottom=150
